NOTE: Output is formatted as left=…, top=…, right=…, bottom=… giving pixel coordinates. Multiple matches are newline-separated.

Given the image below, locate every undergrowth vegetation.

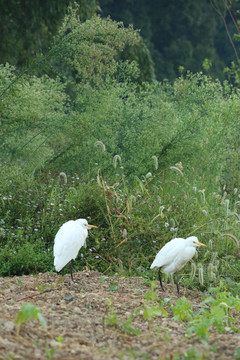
left=11, top=277, right=240, bottom=358
left=0, top=6, right=240, bottom=295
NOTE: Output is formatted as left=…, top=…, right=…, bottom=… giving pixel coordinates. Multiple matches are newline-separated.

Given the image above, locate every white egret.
left=150, top=236, right=207, bottom=295
left=54, top=218, right=97, bottom=281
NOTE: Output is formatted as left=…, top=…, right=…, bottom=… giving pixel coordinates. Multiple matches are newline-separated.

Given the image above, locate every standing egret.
left=150, top=236, right=207, bottom=295
left=54, top=218, right=97, bottom=281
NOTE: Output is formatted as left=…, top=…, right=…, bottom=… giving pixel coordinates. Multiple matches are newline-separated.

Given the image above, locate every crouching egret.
left=54, top=218, right=97, bottom=281
left=150, top=236, right=207, bottom=295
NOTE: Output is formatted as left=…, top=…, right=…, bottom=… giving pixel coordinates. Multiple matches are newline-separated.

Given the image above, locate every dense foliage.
left=0, top=7, right=239, bottom=296
left=1, top=0, right=240, bottom=81
left=0, top=0, right=99, bottom=66
left=100, top=0, right=227, bottom=80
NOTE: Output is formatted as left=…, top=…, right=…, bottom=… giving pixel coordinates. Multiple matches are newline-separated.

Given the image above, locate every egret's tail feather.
left=150, top=259, right=158, bottom=269
left=54, top=259, right=66, bottom=272
left=150, top=255, right=164, bottom=269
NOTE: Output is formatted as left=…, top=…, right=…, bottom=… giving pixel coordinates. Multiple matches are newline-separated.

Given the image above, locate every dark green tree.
left=100, top=0, right=226, bottom=80
left=0, top=0, right=99, bottom=66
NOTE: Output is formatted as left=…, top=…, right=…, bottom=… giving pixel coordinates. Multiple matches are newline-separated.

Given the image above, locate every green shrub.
left=0, top=239, right=52, bottom=276
left=1, top=161, right=239, bottom=288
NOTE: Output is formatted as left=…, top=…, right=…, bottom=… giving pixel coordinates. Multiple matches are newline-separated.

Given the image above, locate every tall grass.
left=0, top=160, right=239, bottom=292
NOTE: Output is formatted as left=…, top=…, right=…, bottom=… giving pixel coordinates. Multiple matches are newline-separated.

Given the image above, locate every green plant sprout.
left=45, top=345, right=55, bottom=360
left=45, top=337, right=64, bottom=360
left=172, top=297, right=193, bottom=322
left=34, top=282, right=53, bottom=293
left=15, top=303, right=46, bottom=336
left=109, top=281, right=119, bottom=291
left=103, top=298, right=140, bottom=336
left=134, top=282, right=169, bottom=332
left=186, top=288, right=240, bottom=341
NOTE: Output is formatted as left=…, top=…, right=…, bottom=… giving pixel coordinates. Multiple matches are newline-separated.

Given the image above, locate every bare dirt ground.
left=0, top=270, right=239, bottom=360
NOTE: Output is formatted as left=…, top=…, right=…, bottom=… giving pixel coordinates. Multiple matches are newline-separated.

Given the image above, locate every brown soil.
left=0, top=271, right=239, bottom=360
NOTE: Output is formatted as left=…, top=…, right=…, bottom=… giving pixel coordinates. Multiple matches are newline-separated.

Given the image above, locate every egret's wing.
left=150, top=238, right=185, bottom=269
left=54, top=220, right=86, bottom=272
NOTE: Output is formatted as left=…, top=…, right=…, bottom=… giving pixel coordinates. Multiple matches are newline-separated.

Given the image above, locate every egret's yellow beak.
left=85, top=224, right=98, bottom=229
left=194, top=241, right=207, bottom=247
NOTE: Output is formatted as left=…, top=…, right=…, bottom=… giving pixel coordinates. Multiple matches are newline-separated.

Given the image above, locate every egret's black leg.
left=69, top=261, right=74, bottom=282
left=175, top=273, right=180, bottom=296
left=158, top=268, right=165, bottom=291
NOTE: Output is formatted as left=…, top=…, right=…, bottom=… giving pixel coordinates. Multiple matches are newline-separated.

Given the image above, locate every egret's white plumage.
left=54, top=218, right=97, bottom=280
left=151, top=236, right=207, bottom=294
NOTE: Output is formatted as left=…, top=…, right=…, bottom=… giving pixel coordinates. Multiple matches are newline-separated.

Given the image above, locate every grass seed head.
left=94, top=140, right=106, bottom=152
left=59, top=172, right=67, bottom=185
left=113, top=154, right=121, bottom=168
left=152, top=155, right=158, bottom=170
left=170, top=166, right=183, bottom=176
left=198, top=264, right=204, bottom=286
left=190, top=261, right=197, bottom=281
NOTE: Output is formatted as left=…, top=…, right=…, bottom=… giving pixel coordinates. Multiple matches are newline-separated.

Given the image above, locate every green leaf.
left=109, top=282, right=119, bottom=291
left=37, top=312, right=47, bottom=328
left=144, top=289, right=158, bottom=301
left=187, top=317, right=211, bottom=341
left=56, top=336, right=64, bottom=343
left=143, top=306, right=167, bottom=320
left=210, top=305, right=225, bottom=319
left=56, top=276, right=65, bottom=285
left=15, top=303, right=46, bottom=336
left=234, top=349, right=240, bottom=359
left=172, top=297, right=193, bottom=321
left=34, top=282, right=52, bottom=292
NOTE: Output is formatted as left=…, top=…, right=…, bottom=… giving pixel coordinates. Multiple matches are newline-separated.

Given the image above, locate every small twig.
left=211, top=0, right=239, bottom=62
left=15, top=288, right=57, bottom=302
left=99, top=169, right=115, bottom=240
left=114, top=239, right=127, bottom=249
left=192, top=304, right=209, bottom=309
